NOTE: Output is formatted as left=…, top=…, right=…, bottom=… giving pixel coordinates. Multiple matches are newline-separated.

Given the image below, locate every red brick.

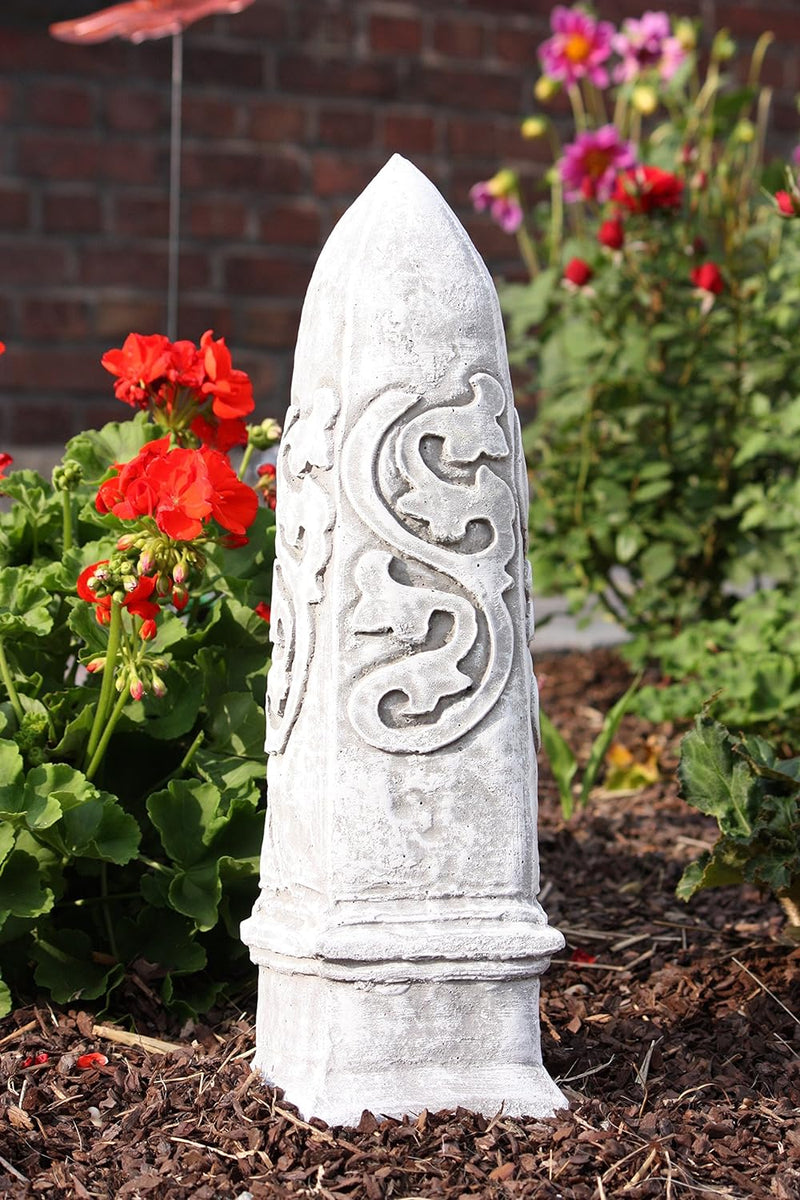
left=231, top=352, right=278, bottom=400
left=369, top=14, right=423, bottom=55
left=183, top=46, right=265, bottom=89
left=0, top=29, right=128, bottom=78
left=259, top=201, right=321, bottom=247
left=105, top=88, right=165, bottom=134
left=296, top=4, right=357, bottom=45
left=312, top=154, right=385, bottom=198
left=43, top=191, right=103, bottom=234
left=78, top=247, right=209, bottom=291
left=18, top=134, right=101, bottom=181
left=383, top=113, right=437, bottom=155
left=717, top=5, right=800, bottom=40
left=240, top=302, right=301, bottom=349
left=188, top=198, right=249, bottom=239
left=224, top=253, right=313, bottom=297
left=223, top=2, right=288, bottom=38
left=446, top=115, right=534, bottom=160
left=2, top=349, right=109, bottom=395
left=30, top=83, right=95, bottom=129
left=99, top=142, right=161, bottom=186
left=493, top=26, right=540, bottom=66
left=183, top=95, right=241, bottom=139
left=5, top=400, right=82, bottom=446
left=0, top=188, right=31, bottom=231
left=433, top=18, right=486, bottom=59
left=94, top=300, right=165, bottom=339
left=407, top=64, right=522, bottom=113
left=182, top=148, right=306, bottom=193
left=0, top=241, right=71, bottom=286
left=318, top=107, right=376, bottom=149
left=112, top=195, right=171, bottom=238
left=278, top=53, right=398, bottom=100
left=175, top=303, right=234, bottom=341
left=248, top=100, right=309, bottom=143
left=0, top=82, right=14, bottom=123
left=20, top=299, right=91, bottom=341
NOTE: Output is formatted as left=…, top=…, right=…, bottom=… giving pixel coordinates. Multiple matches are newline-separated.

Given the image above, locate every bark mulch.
left=1, top=649, right=799, bottom=1199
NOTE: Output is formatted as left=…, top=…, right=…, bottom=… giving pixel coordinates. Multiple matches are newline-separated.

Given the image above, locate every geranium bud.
left=521, top=116, right=548, bottom=139
left=139, top=618, right=157, bottom=641
left=151, top=673, right=167, bottom=698
left=117, top=534, right=137, bottom=551
left=534, top=75, right=559, bottom=102
left=173, top=561, right=186, bottom=584
left=563, top=257, right=594, bottom=287
left=156, top=573, right=172, bottom=596
left=86, top=657, right=106, bottom=674
left=130, top=677, right=144, bottom=701
left=75, top=1052, right=108, bottom=1070
left=172, top=586, right=189, bottom=611
left=138, top=551, right=154, bottom=573
left=775, top=190, right=800, bottom=217
left=123, top=575, right=138, bottom=592
left=631, top=85, right=657, bottom=116
left=598, top=217, right=624, bottom=250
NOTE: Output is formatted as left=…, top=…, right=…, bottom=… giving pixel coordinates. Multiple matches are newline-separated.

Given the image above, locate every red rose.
left=690, top=262, right=724, bottom=295
left=613, top=165, right=683, bottom=214
left=564, top=257, right=594, bottom=287
left=598, top=217, right=624, bottom=249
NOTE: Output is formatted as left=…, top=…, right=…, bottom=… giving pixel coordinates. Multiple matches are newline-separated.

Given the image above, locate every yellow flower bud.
left=675, top=19, right=696, bottom=51
left=733, top=119, right=755, bottom=144
left=534, top=76, right=560, bottom=102
left=521, top=116, right=548, bottom=140
left=631, top=85, right=658, bottom=116
left=711, top=29, right=736, bottom=63
left=487, top=168, right=518, bottom=198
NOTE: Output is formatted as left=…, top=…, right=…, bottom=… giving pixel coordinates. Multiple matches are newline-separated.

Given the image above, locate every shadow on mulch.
left=1, top=650, right=799, bottom=1199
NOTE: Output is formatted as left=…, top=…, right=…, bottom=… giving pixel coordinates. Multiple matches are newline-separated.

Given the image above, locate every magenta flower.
left=560, top=126, right=637, bottom=204
left=470, top=171, right=523, bottom=234
left=538, top=5, right=615, bottom=89
left=613, top=11, right=686, bottom=83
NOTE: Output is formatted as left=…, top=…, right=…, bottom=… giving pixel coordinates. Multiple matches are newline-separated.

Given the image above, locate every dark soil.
left=1, top=649, right=799, bottom=1199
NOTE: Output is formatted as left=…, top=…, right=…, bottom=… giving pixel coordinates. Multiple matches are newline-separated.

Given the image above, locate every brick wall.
left=1, top=0, right=798, bottom=445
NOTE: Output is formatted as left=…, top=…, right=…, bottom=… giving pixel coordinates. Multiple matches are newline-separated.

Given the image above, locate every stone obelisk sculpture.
left=241, top=155, right=565, bottom=1125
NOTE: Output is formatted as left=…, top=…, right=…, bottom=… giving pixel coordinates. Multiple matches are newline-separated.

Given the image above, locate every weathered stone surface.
left=241, top=154, right=565, bottom=1125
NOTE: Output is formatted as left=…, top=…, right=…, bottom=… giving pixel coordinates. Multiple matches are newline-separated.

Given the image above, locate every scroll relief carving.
left=343, top=372, right=518, bottom=754
left=266, top=387, right=339, bottom=755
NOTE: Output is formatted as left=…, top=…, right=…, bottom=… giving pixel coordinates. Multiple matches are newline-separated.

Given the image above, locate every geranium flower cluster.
left=101, top=330, right=254, bottom=451
left=78, top=436, right=259, bottom=697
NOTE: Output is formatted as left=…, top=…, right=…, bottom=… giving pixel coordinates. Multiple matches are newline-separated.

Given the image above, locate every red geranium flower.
left=199, top=330, right=255, bottom=421
left=690, top=262, right=724, bottom=295
left=598, top=216, right=624, bottom=250
left=613, top=165, right=684, bottom=214
left=254, top=601, right=271, bottom=623
left=75, top=1052, right=108, bottom=1069
left=78, top=561, right=160, bottom=632
left=200, top=446, right=259, bottom=535
left=0, top=452, right=13, bottom=481
left=563, top=257, right=594, bottom=287
left=101, top=333, right=173, bottom=408
left=190, top=413, right=248, bottom=452
left=50, top=0, right=255, bottom=45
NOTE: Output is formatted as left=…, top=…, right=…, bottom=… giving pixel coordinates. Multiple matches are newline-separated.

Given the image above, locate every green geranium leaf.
left=0, top=975, right=11, bottom=1018
left=120, top=662, right=202, bottom=741
left=0, top=851, right=54, bottom=918
left=208, top=692, right=266, bottom=759
left=0, top=823, right=15, bottom=870
left=0, top=740, right=25, bottom=816
left=117, top=908, right=207, bottom=974
left=147, top=779, right=223, bottom=866
left=676, top=847, right=746, bottom=902
left=32, top=928, right=122, bottom=1003
left=168, top=861, right=222, bottom=931
left=23, top=763, right=91, bottom=831
left=0, top=568, right=53, bottom=638
left=194, top=750, right=264, bottom=800
left=63, top=412, right=162, bottom=483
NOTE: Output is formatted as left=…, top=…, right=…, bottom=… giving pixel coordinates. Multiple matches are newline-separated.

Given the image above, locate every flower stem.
left=99, top=861, right=119, bottom=961
left=61, top=490, right=73, bottom=553
left=568, top=83, right=587, bottom=133
left=516, top=225, right=540, bottom=278
left=238, top=442, right=255, bottom=480
left=85, top=601, right=123, bottom=767
left=85, top=684, right=130, bottom=782
left=0, top=638, right=25, bottom=724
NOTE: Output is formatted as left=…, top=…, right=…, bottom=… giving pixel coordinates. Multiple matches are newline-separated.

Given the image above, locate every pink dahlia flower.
left=560, top=126, right=637, bottom=204
left=538, top=5, right=615, bottom=88
left=613, top=11, right=686, bottom=83
left=470, top=172, right=523, bottom=234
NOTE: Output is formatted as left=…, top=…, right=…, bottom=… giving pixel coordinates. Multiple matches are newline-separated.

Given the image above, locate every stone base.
left=250, top=961, right=566, bottom=1126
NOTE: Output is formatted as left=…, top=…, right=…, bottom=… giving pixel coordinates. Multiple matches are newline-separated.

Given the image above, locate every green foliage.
left=0, top=422, right=274, bottom=1016
left=538, top=675, right=641, bottom=818
left=677, top=717, right=800, bottom=931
